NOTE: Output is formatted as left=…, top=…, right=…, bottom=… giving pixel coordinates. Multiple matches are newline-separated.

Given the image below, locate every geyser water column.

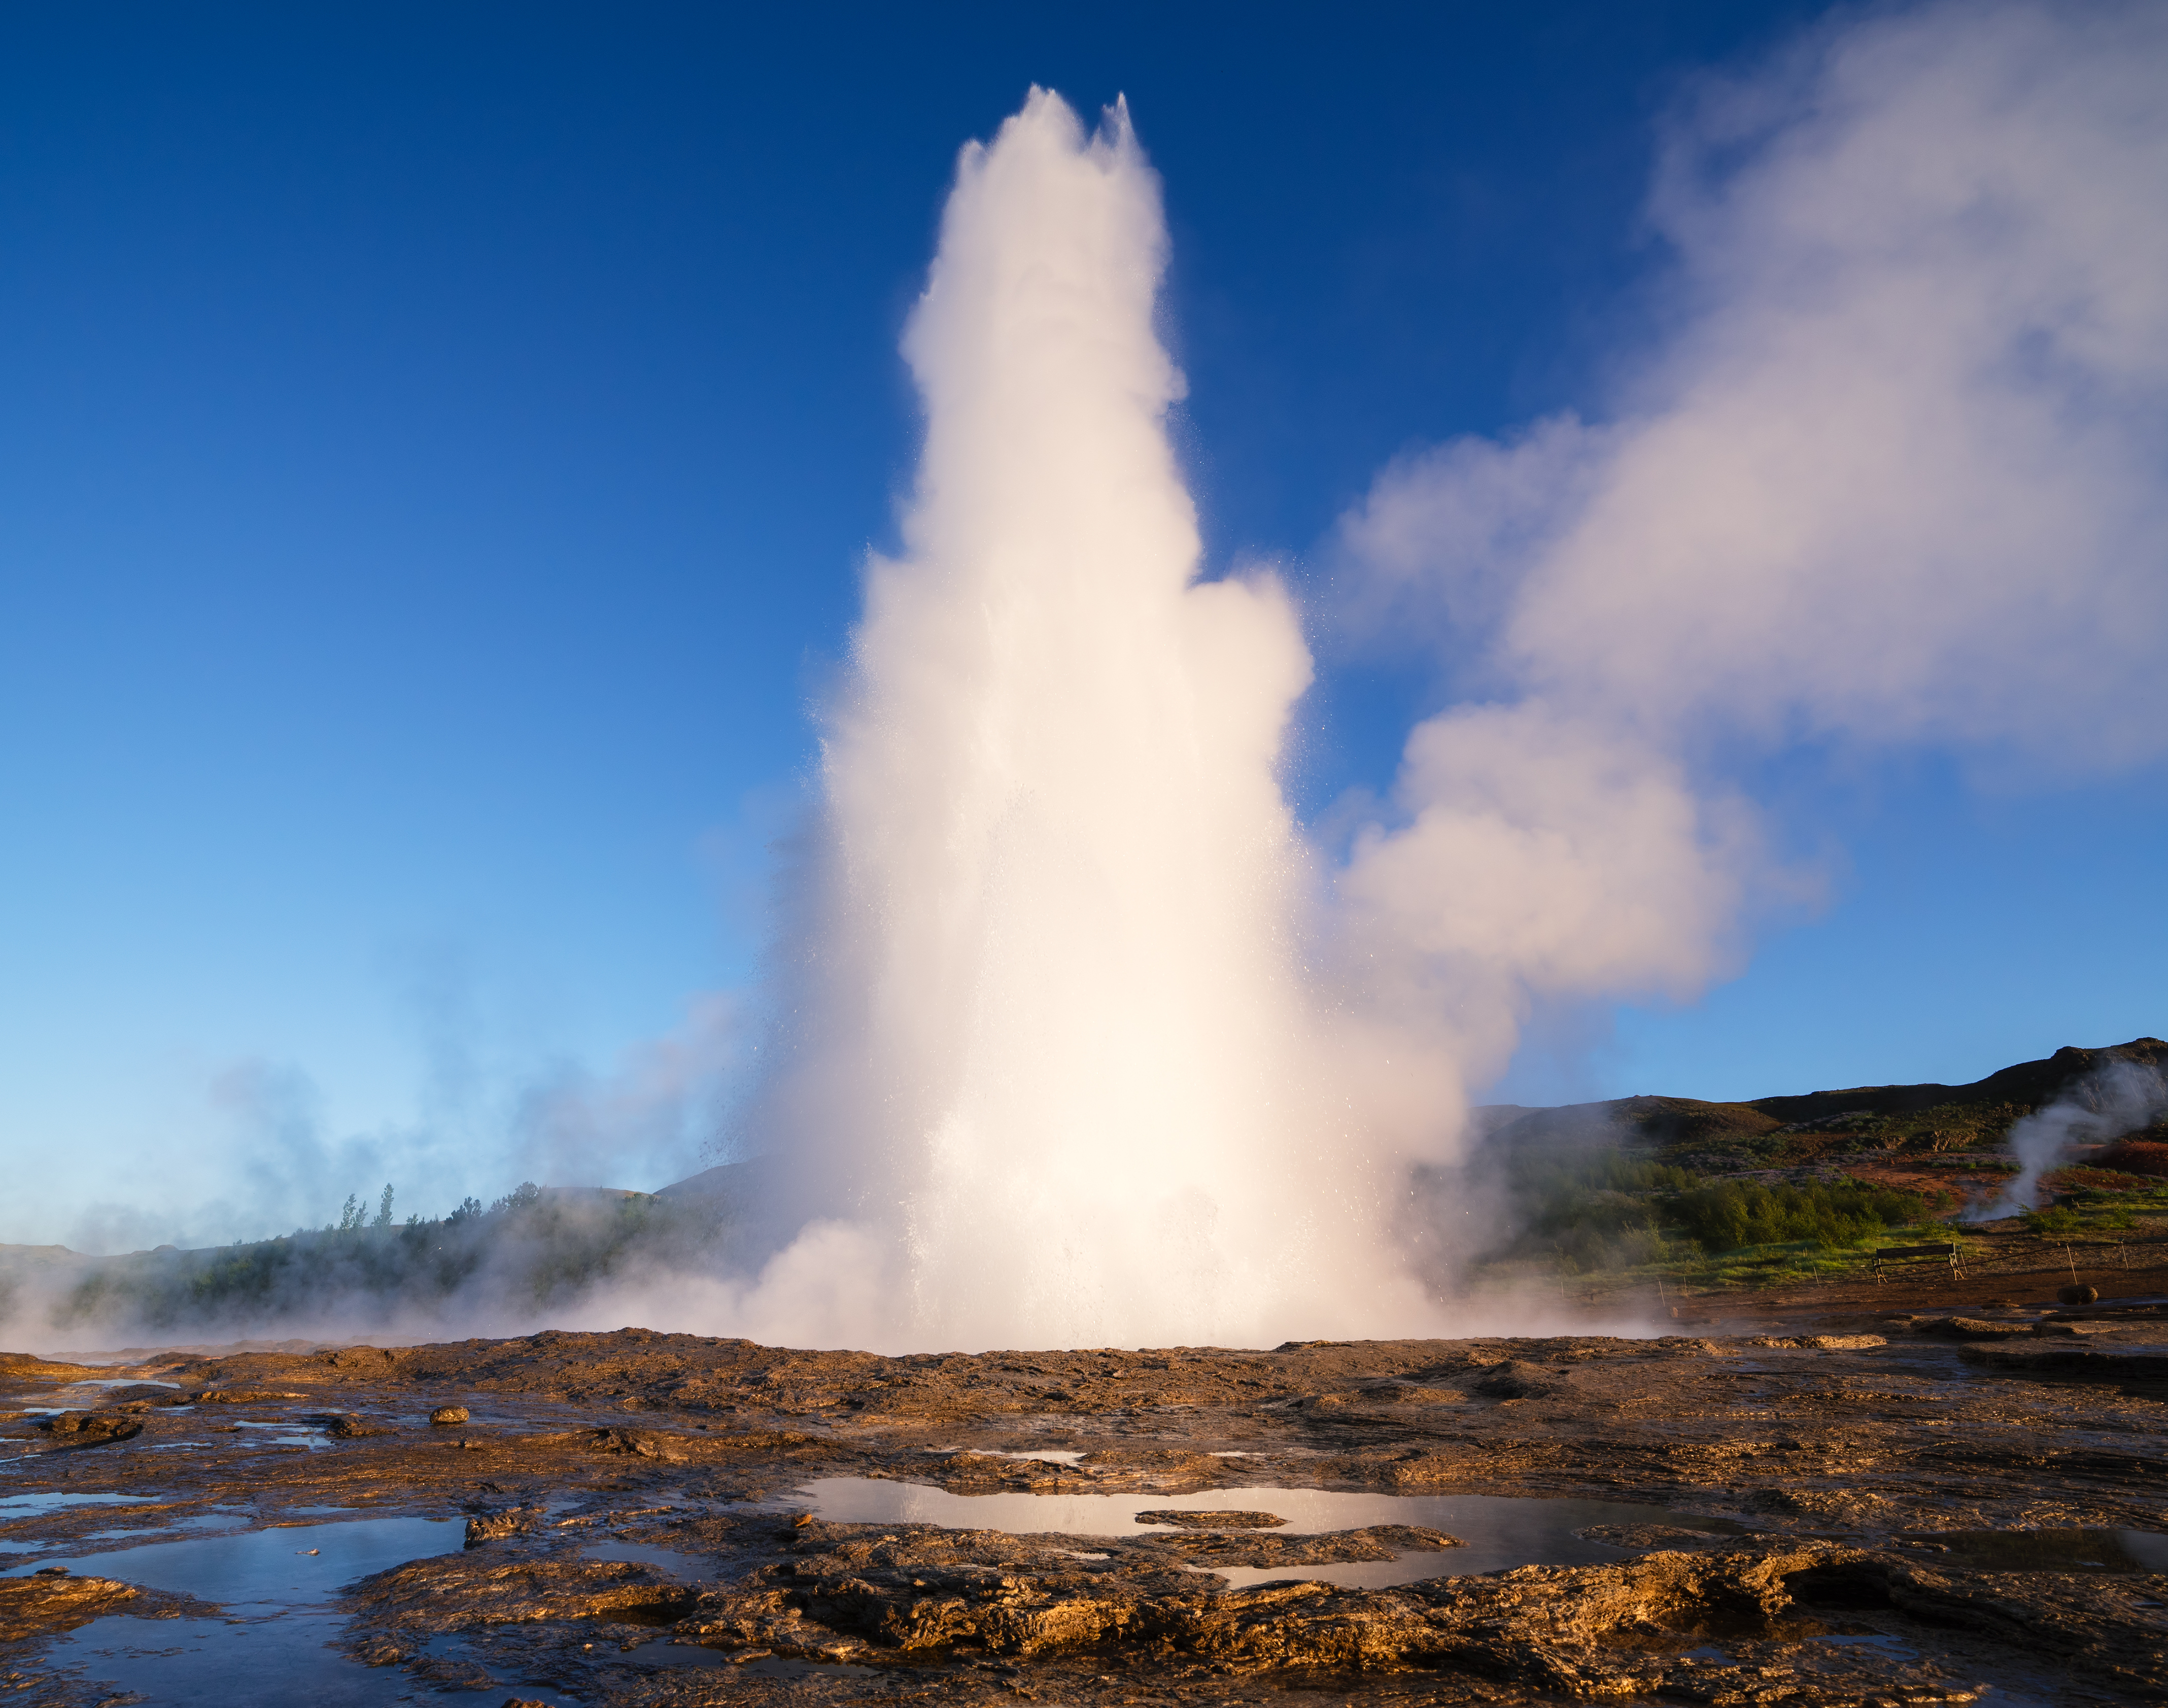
left=747, top=91, right=1438, bottom=1350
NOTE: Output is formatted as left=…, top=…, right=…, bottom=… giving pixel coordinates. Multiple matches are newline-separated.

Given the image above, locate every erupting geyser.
left=735, top=92, right=1445, bottom=1351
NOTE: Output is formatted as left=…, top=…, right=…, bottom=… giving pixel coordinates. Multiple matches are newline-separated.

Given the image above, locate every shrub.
left=1672, top=1180, right=1928, bottom=1252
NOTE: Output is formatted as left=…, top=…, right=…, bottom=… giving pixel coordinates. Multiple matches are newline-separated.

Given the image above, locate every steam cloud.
left=725, top=1, right=2167, bottom=1350
left=1332, top=0, right=2168, bottom=1100
left=1972, top=1061, right=2168, bottom=1220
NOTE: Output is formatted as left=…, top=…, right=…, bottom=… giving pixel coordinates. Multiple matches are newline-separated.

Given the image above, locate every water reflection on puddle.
left=582, top=1539, right=713, bottom=1577
left=81, top=1513, right=246, bottom=1541
left=11, top=1516, right=466, bottom=1705
left=233, top=1419, right=334, bottom=1449
left=48, top=1611, right=417, bottom=1707
left=793, top=1479, right=1744, bottom=1588
left=0, top=1513, right=462, bottom=1596
left=0, top=1491, right=160, bottom=1518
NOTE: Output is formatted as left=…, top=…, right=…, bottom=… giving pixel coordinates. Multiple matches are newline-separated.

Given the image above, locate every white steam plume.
left=1333, top=0, right=2168, bottom=1096
left=737, top=91, right=1440, bottom=1351
left=726, top=2, right=2167, bottom=1350
left=1971, top=1060, right=2168, bottom=1220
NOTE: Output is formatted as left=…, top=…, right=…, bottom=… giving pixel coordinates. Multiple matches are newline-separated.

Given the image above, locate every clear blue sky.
left=3, top=2, right=2160, bottom=1244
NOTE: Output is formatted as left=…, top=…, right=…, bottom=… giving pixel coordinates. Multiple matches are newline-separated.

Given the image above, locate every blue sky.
left=3, top=2, right=2160, bottom=1245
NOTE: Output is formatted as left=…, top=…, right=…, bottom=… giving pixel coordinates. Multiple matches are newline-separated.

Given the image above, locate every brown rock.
left=323, top=1411, right=395, bottom=1437
left=465, top=1504, right=546, bottom=1545
left=191, top=1388, right=305, bottom=1403
left=37, top=1410, right=143, bottom=1446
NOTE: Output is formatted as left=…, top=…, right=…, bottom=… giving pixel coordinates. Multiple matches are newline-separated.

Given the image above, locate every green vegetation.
left=1508, top=1152, right=1702, bottom=1273
left=1674, top=1179, right=1936, bottom=1252
left=1490, top=1150, right=1952, bottom=1281
left=1862, top=1101, right=2030, bottom=1154
left=51, top=1181, right=741, bottom=1333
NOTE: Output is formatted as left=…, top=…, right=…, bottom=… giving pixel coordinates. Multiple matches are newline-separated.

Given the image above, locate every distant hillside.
left=4, top=1039, right=2159, bottom=1344
left=0, top=1179, right=751, bottom=1346
left=1449, top=1037, right=2167, bottom=1284
left=1476, top=1037, right=2167, bottom=1172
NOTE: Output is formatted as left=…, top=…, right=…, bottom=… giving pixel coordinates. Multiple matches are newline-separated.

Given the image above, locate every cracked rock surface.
left=1, top=1309, right=2163, bottom=1704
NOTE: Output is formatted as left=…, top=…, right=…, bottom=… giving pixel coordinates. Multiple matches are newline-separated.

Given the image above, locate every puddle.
left=421, top=1626, right=879, bottom=1690
left=581, top=1539, right=713, bottom=1577
left=631, top=1644, right=881, bottom=1679
left=0, top=1492, right=160, bottom=1517
left=15, top=1515, right=467, bottom=1705
left=1896, top=1529, right=2168, bottom=1573
left=0, top=1514, right=462, bottom=1595
left=81, top=1513, right=250, bottom=1542
left=46, top=1612, right=416, bottom=1707
left=1812, top=1632, right=1916, bottom=1657
left=924, top=1446, right=1087, bottom=1466
left=2, top=1380, right=180, bottom=1403
left=793, top=1480, right=1744, bottom=1588
left=233, top=1420, right=334, bottom=1450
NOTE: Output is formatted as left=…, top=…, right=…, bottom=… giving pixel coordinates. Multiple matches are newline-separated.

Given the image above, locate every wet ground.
left=2, top=1287, right=2165, bottom=1706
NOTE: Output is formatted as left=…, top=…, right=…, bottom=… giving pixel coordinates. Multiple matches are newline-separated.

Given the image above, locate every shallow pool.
left=8, top=1514, right=469, bottom=1705
left=791, top=1479, right=1745, bottom=1587
left=0, top=1512, right=463, bottom=1599
left=0, top=1491, right=160, bottom=1518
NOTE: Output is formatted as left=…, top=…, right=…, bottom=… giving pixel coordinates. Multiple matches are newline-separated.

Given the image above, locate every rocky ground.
left=3, top=1276, right=2166, bottom=1707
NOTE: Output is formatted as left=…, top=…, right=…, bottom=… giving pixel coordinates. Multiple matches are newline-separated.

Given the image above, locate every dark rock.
left=1577, top=1522, right=1737, bottom=1551
left=1472, top=1360, right=1565, bottom=1398
left=1914, top=1316, right=2033, bottom=1339
left=586, top=1425, right=688, bottom=1460
left=190, top=1387, right=304, bottom=1404
left=465, top=1504, right=547, bottom=1545
left=37, top=1410, right=143, bottom=1446
left=1134, top=1509, right=1286, bottom=1529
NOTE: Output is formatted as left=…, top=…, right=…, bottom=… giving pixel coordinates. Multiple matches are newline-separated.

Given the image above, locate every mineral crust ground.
left=4, top=1283, right=2166, bottom=1706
